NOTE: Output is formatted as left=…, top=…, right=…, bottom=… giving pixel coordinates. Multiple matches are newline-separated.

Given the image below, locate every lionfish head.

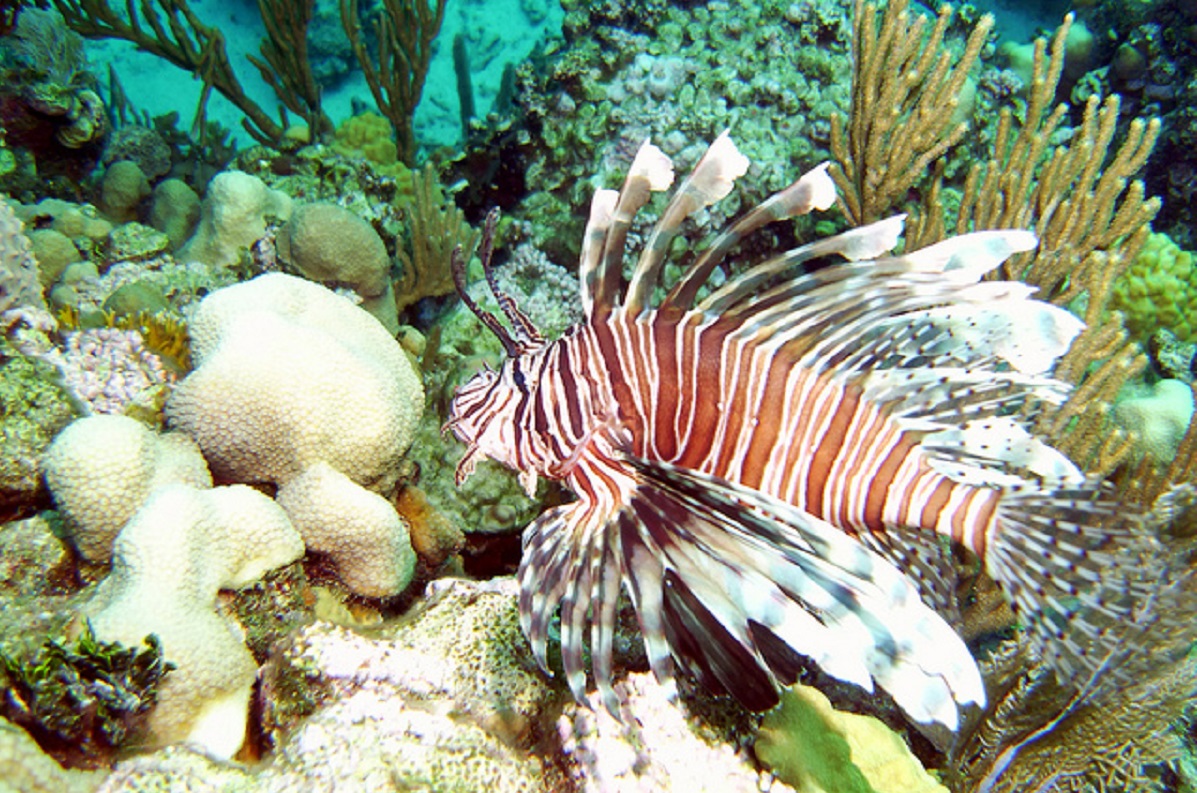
left=445, top=209, right=545, bottom=487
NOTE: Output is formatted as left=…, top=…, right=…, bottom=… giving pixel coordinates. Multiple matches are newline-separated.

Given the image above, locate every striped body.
left=466, top=309, right=1000, bottom=558
left=449, top=134, right=1152, bottom=730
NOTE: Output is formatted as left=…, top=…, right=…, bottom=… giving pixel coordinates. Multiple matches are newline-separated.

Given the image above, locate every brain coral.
left=276, top=202, right=391, bottom=298
left=1110, top=231, right=1197, bottom=343
left=84, top=483, right=304, bottom=759
left=43, top=415, right=212, bottom=563
left=165, top=273, right=424, bottom=596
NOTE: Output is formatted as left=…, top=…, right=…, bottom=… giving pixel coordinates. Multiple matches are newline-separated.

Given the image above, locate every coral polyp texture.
left=82, top=483, right=304, bottom=759
left=176, top=171, right=292, bottom=270
left=1110, top=231, right=1197, bottom=343
left=42, top=414, right=212, bottom=563
left=165, top=273, right=424, bottom=597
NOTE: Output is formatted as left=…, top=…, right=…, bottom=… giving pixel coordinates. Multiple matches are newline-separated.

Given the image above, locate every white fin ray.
left=922, top=419, right=1086, bottom=487
left=898, top=229, right=1038, bottom=281
left=626, top=131, right=750, bottom=314
left=663, top=163, right=838, bottom=312
left=578, top=189, right=620, bottom=315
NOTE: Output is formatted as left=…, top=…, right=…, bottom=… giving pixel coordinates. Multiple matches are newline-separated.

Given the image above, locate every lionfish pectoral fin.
left=518, top=468, right=539, bottom=498
left=518, top=498, right=628, bottom=716
left=620, top=456, right=985, bottom=730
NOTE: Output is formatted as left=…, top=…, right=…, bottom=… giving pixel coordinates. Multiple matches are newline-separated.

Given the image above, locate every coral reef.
left=1114, top=379, right=1196, bottom=463
left=276, top=462, right=416, bottom=598
left=0, top=195, right=45, bottom=314
left=558, top=670, right=764, bottom=792
left=0, top=353, right=77, bottom=516
left=276, top=201, right=391, bottom=299
left=0, top=719, right=104, bottom=793
left=0, top=625, right=173, bottom=768
left=48, top=327, right=174, bottom=416
left=1110, top=231, right=1197, bottom=344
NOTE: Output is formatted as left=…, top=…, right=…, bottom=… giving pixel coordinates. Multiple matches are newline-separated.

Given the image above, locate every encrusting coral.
left=165, top=273, right=424, bottom=597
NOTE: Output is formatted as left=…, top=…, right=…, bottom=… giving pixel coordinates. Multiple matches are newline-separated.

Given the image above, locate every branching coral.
left=49, top=0, right=288, bottom=143
left=829, top=0, right=992, bottom=227
left=246, top=0, right=333, bottom=140
left=394, top=164, right=480, bottom=315
left=340, top=0, right=447, bottom=165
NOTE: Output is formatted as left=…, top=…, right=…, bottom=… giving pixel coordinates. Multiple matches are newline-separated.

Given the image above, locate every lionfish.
left=447, top=132, right=1147, bottom=730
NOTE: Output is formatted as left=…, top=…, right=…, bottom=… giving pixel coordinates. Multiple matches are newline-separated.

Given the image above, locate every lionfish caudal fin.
left=518, top=454, right=985, bottom=730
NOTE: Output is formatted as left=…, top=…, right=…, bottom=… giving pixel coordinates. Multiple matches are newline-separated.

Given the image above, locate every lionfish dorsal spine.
left=623, top=130, right=750, bottom=315
left=578, top=188, right=620, bottom=317
left=661, top=162, right=838, bottom=313
left=589, top=140, right=675, bottom=318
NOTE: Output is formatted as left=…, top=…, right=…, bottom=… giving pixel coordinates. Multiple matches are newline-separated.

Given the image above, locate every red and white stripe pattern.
left=448, top=133, right=1156, bottom=730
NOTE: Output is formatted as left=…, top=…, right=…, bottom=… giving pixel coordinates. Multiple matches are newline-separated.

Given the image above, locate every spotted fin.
left=616, top=456, right=985, bottom=729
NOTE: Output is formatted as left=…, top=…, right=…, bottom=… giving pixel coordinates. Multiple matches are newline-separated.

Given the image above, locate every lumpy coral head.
left=277, top=462, right=417, bottom=597
left=165, top=273, right=423, bottom=494
left=83, top=483, right=304, bottom=759
left=43, top=415, right=212, bottom=563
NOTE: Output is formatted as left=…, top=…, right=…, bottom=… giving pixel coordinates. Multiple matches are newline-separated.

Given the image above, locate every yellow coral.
left=1110, top=231, right=1197, bottom=342
left=332, top=112, right=413, bottom=185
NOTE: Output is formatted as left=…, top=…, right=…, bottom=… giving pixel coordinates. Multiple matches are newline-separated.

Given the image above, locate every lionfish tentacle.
left=449, top=228, right=519, bottom=358
left=448, top=131, right=1163, bottom=732
left=624, top=130, right=749, bottom=315
left=476, top=209, right=544, bottom=348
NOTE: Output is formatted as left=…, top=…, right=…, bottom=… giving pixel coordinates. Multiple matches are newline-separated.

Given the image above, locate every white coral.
left=277, top=463, right=415, bottom=598
left=165, top=273, right=424, bottom=597
left=85, top=483, right=304, bottom=759
left=43, top=415, right=211, bottom=562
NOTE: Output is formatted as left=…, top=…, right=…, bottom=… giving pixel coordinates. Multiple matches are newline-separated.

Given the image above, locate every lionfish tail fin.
left=986, top=485, right=1167, bottom=682
left=616, top=457, right=984, bottom=730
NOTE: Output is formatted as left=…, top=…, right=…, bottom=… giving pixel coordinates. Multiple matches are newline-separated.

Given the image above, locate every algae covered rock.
left=0, top=353, right=77, bottom=514
left=754, top=684, right=947, bottom=793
